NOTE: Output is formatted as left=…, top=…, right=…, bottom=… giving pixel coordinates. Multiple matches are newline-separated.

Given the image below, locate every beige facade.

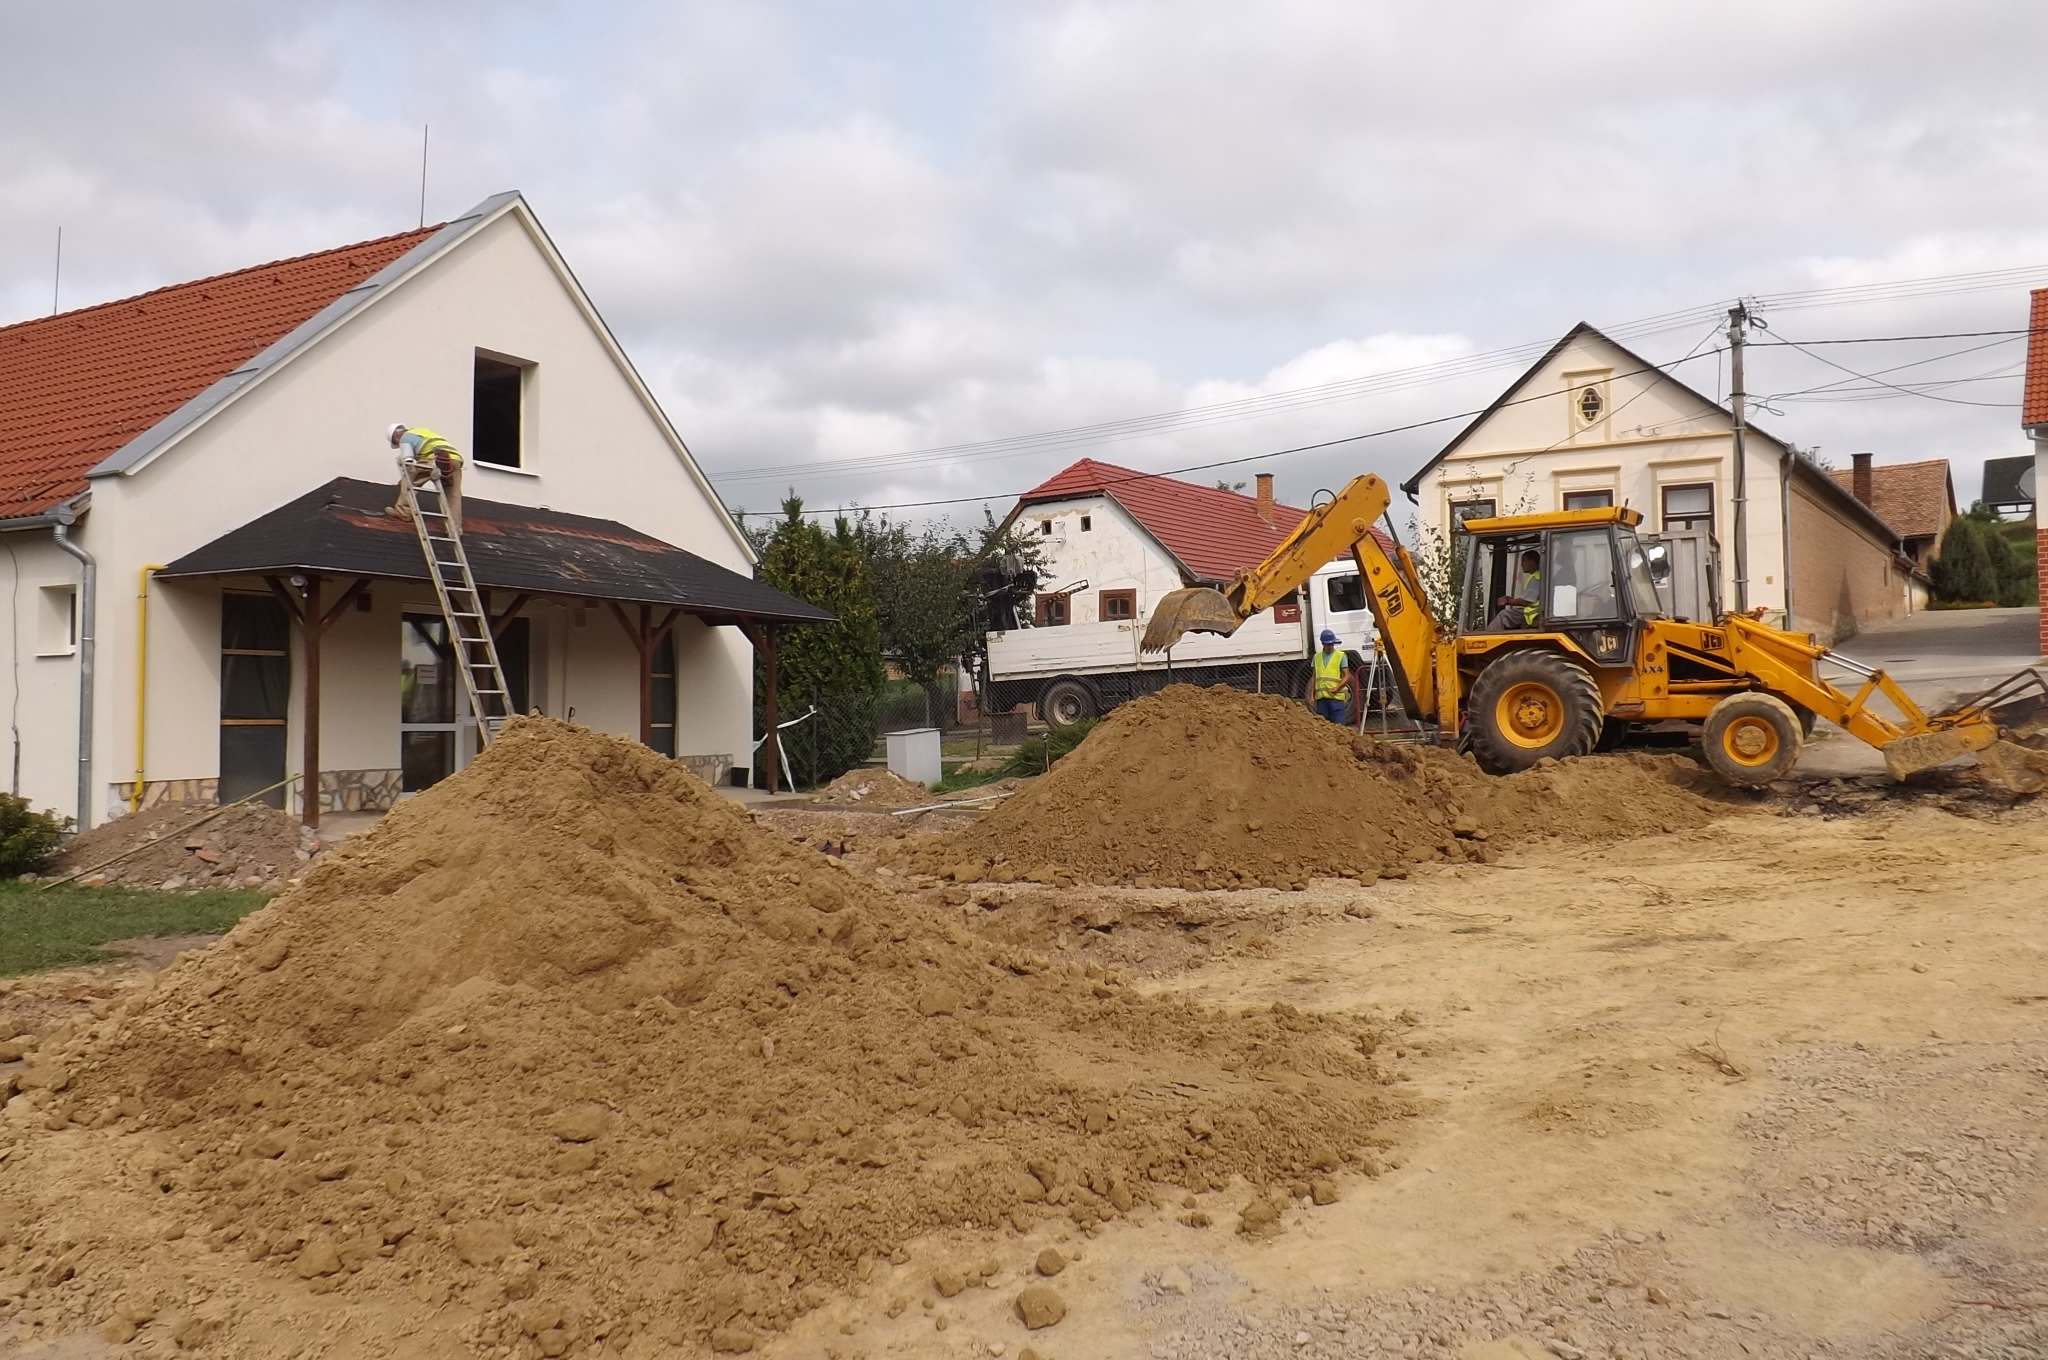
left=7, top=194, right=763, bottom=826
left=1406, top=324, right=1913, bottom=643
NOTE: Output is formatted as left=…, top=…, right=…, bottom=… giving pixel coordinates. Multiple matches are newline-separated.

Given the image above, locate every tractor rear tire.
left=1467, top=651, right=1605, bottom=774
left=1702, top=691, right=1803, bottom=786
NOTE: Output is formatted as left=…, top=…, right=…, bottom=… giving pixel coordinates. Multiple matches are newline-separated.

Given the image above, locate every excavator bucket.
left=1140, top=587, right=1241, bottom=653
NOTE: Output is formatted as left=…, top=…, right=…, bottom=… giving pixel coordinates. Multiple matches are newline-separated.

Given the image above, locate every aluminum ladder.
left=396, top=461, right=512, bottom=746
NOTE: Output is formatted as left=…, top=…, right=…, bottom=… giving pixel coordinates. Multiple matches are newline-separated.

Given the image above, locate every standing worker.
left=1311, top=628, right=1354, bottom=725
left=387, top=424, right=464, bottom=535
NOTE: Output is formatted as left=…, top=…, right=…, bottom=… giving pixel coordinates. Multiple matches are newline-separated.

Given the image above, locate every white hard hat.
left=387, top=422, right=408, bottom=444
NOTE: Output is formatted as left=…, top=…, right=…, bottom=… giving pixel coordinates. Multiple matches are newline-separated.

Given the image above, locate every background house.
left=1827, top=455, right=1955, bottom=575
left=1404, top=322, right=1919, bottom=643
left=0, top=191, right=825, bottom=828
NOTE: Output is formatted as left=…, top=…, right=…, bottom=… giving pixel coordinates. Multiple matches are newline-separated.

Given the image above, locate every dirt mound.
left=899, top=685, right=1729, bottom=888
left=7, top=718, right=1397, bottom=1354
left=814, top=767, right=931, bottom=806
left=49, top=800, right=318, bottom=888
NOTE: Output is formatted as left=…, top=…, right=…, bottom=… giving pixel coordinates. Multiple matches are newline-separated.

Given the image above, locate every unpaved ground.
left=5, top=790, right=2047, bottom=1359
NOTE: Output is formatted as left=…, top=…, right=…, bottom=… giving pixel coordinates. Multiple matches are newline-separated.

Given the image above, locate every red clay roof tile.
left=1826, top=457, right=1956, bottom=541
left=1017, top=457, right=1389, bottom=582
left=2027, top=289, right=2048, bottom=429
left=0, top=227, right=438, bottom=520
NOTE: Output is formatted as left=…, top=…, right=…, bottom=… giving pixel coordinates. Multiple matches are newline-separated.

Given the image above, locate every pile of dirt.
left=4, top=718, right=1398, bottom=1355
left=895, top=685, right=1730, bottom=889
left=813, top=767, right=932, bottom=806
left=47, top=801, right=320, bottom=889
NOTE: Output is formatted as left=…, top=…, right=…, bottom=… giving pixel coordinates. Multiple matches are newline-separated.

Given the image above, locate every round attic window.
left=1577, top=386, right=1605, bottom=425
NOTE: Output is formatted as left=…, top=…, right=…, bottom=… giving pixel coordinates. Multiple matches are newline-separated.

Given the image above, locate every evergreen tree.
left=1930, top=515, right=1995, bottom=604
left=754, top=495, right=884, bottom=785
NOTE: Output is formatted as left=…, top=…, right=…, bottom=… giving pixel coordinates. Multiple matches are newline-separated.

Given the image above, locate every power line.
left=751, top=345, right=1728, bottom=519
left=1763, top=329, right=2025, bottom=409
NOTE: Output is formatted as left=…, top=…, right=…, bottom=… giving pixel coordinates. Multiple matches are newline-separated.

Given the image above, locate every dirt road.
left=769, top=796, right=2048, bottom=1360
left=5, top=791, right=2046, bottom=1359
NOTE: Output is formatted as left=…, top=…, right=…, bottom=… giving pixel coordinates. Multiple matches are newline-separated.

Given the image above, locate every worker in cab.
left=1487, top=549, right=1544, bottom=631
left=1312, top=628, right=1354, bottom=725
left=387, top=424, right=465, bottom=534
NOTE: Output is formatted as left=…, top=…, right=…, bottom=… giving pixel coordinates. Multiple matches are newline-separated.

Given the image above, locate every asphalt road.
left=1799, top=606, right=2043, bottom=777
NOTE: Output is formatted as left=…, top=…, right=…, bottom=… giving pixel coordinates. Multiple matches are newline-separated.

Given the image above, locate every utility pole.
left=1726, top=302, right=1750, bottom=614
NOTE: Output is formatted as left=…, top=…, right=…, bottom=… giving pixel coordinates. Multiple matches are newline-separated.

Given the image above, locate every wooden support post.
left=760, top=624, right=779, bottom=793
left=301, top=575, right=322, bottom=829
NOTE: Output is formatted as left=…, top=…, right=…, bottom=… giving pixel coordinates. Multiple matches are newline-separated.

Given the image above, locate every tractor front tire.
left=1702, top=692, right=1803, bottom=786
left=1467, top=651, right=1605, bottom=774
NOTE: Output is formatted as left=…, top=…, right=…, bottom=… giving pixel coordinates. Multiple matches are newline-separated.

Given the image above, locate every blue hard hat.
left=1319, top=628, right=1338, bottom=644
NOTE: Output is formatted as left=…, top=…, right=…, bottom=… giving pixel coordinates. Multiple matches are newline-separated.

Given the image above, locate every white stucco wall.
left=1017, top=497, right=1190, bottom=622
left=0, top=532, right=94, bottom=817
left=21, top=201, right=757, bottom=826
left=1411, top=330, right=1794, bottom=622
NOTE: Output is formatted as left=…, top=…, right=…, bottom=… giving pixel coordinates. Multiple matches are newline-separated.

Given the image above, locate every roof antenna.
left=51, top=227, right=61, bottom=315
left=417, top=125, right=429, bottom=229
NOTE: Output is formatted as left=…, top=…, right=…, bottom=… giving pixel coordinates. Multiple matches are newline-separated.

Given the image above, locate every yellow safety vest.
left=402, top=427, right=463, bottom=465
left=1314, top=647, right=1349, bottom=699
left=1513, top=569, right=1541, bottom=625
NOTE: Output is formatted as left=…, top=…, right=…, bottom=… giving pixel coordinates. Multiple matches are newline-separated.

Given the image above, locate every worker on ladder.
left=387, top=424, right=464, bottom=534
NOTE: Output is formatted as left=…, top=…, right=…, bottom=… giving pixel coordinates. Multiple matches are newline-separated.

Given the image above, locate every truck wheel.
left=1702, top=692, right=1802, bottom=786
left=1040, top=678, right=1097, bottom=730
left=1467, top=651, right=1604, bottom=773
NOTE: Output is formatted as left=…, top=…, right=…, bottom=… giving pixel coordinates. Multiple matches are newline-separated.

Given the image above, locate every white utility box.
left=884, top=727, right=942, bottom=788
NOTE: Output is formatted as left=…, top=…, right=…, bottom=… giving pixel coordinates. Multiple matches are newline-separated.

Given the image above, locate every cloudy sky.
left=5, top=0, right=2047, bottom=530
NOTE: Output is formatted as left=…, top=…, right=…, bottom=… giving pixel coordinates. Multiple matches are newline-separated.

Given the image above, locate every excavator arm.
left=1140, top=474, right=1449, bottom=721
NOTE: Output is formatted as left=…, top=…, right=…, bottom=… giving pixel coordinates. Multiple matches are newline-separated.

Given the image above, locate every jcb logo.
left=1377, top=582, right=1404, bottom=617
left=1701, top=630, right=1725, bottom=650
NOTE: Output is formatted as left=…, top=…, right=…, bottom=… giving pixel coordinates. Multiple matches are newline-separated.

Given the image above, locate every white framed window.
left=1563, top=489, right=1615, bottom=512
left=36, top=585, right=77, bottom=657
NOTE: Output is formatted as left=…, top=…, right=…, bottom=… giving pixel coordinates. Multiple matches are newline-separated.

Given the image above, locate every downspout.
left=49, top=508, right=96, bottom=830
left=134, top=566, right=164, bottom=812
left=1779, top=448, right=1795, bottom=631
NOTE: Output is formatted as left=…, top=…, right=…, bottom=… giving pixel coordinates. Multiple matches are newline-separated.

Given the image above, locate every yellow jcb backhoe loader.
left=1140, top=473, right=2048, bottom=791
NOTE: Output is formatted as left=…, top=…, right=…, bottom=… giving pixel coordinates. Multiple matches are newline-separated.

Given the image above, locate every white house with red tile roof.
left=978, top=458, right=1384, bottom=722
left=0, top=192, right=823, bottom=829
left=1405, top=322, right=1921, bottom=643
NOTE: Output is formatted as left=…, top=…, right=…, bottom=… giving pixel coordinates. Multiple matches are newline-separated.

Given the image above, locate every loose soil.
left=812, top=769, right=932, bottom=807
left=48, top=802, right=319, bottom=890
left=0, top=719, right=1398, bottom=1357
left=896, top=685, right=1732, bottom=888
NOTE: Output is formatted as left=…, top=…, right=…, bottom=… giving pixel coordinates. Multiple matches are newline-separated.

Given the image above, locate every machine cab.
left=1453, top=506, right=1667, bottom=666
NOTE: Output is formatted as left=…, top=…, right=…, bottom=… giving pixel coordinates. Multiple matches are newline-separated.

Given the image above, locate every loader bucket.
left=1895, top=665, right=2048, bottom=793
left=1140, top=587, right=1241, bottom=653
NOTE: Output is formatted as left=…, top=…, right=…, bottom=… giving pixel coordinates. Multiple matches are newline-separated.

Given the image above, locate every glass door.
left=400, top=614, right=472, bottom=792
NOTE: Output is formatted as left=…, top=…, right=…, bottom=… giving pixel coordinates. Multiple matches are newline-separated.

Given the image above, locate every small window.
left=473, top=352, right=529, bottom=468
left=1080, top=515, right=1092, bottom=532
left=1577, top=386, right=1605, bottom=425
left=1662, top=483, right=1715, bottom=533
left=1563, top=490, right=1614, bottom=512
left=1034, top=593, right=1070, bottom=627
left=1327, top=574, right=1367, bottom=613
left=1450, top=499, right=1496, bottom=532
left=36, top=585, right=77, bottom=656
left=1099, top=589, right=1136, bottom=622
left=1038, top=520, right=1053, bottom=536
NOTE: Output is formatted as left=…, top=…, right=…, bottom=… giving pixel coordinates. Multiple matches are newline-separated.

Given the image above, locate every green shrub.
left=999, top=718, right=1097, bottom=778
left=0, top=794, right=69, bottom=878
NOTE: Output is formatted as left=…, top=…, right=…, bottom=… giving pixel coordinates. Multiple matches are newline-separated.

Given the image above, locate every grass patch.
left=0, top=882, right=267, bottom=977
left=932, top=763, right=1008, bottom=795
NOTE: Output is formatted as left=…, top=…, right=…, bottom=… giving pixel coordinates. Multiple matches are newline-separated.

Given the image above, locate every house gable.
left=70, top=193, right=754, bottom=565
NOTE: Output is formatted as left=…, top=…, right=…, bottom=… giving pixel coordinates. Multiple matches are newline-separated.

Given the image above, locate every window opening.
left=1099, top=589, right=1136, bottom=622
left=473, top=352, right=526, bottom=468
left=1563, top=489, right=1615, bottom=512
left=1326, top=574, right=1367, bottom=614
left=1034, top=594, right=1070, bottom=627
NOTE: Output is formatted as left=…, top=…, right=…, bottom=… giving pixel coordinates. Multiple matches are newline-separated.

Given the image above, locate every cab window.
left=1546, top=529, right=1621, bottom=622
left=1326, top=574, right=1367, bottom=613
